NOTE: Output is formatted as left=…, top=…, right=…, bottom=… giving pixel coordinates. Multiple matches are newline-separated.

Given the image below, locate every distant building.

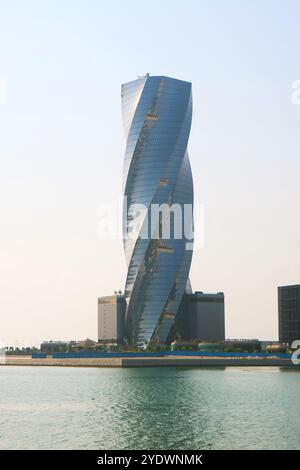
left=224, top=338, right=261, bottom=352
left=173, top=292, right=225, bottom=342
left=278, top=284, right=300, bottom=344
left=40, top=341, right=72, bottom=353
left=72, top=338, right=96, bottom=350
left=260, top=341, right=286, bottom=353
left=98, top=295, right=126, bottom=343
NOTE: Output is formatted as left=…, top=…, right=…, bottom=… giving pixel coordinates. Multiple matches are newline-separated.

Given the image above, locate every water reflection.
left=0, top=366, right=299, bottom=450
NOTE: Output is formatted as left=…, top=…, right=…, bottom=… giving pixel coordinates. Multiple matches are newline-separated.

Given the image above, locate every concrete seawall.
left=1, top=356, right=297, bottom=368
left=122, top=357, right=295, bottom=367
left=3, top=356, right=122, bottom=367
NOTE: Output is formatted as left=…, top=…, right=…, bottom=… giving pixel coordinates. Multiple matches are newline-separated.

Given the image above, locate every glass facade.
left=122, top=75, right=194, bottom=346
left=278, top=284, right=300, bottom=344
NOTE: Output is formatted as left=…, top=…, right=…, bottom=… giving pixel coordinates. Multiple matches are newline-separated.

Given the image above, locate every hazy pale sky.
left=0, top=0, right=299, bottom=346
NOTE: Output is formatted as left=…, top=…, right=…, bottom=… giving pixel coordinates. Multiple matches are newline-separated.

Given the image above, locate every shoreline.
left=1, top=356, right=297, bottom=368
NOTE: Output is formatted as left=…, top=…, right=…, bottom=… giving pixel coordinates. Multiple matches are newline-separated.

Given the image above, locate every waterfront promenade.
left=2, top=355, right=296, bottom=368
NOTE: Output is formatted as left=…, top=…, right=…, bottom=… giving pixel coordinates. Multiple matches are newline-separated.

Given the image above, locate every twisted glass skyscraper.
left=122, top=75, right=194, bottom=347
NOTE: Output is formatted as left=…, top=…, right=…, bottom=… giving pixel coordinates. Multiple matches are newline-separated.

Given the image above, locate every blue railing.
left=31, top=350, right=292, bottom=359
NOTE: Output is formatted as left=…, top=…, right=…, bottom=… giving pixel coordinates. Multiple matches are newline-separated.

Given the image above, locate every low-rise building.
left=40, top=341, right=73, bottom=353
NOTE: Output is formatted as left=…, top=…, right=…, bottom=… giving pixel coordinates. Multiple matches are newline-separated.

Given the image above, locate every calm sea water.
left=0, top=366, right=299, bottom=450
